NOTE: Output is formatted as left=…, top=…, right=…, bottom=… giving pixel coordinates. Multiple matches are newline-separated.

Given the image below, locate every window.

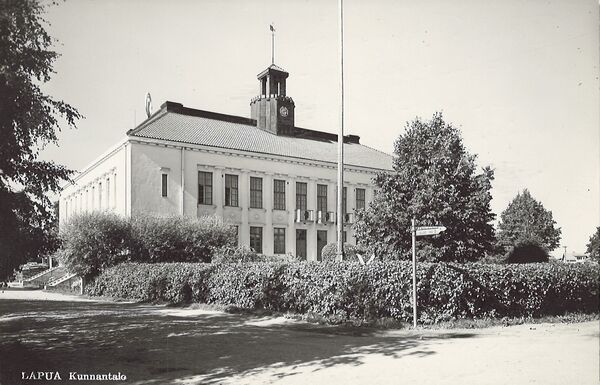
left=274, top=228, right=286, bottom=254
left=296, top=229, right=307, bottom=260
left=296, top=182, right=307, bottom=211
left=225, top=174, right=238, bottom=206
left=250, top=177, right=263, bottom=208
left=198, top=171, right=213, bottom=205
left=98, top=182, right=103, bottom=209
left=356, top=188, right=365, bottom=210
left=317, top=184, right=327, bottom=212
left=317, top=230, right=328, bottom=261
left=250, top=226, right=263, bottom=253
left=106, top=178, right=110, bottom=209
left=273, top=179, right=286, bottom=210
left=113, top=174, right=117, bottom=208
left=161, top=174, right=168, bottom=197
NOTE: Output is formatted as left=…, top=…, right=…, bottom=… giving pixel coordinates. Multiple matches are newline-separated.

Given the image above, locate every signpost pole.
left=411, top=217, right=417, bottom=329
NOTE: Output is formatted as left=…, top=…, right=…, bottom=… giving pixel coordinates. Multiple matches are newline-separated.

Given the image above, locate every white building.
left=59, top=64, right=393, bottom=260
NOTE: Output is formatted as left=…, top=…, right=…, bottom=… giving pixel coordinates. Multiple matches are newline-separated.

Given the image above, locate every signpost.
left=411, top=219, right=447, bottom=328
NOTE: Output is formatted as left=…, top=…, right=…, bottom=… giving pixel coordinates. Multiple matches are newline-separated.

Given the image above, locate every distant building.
left=58, top=64, right=393, bottom=261
left=561, top=252, right=590, bottom=263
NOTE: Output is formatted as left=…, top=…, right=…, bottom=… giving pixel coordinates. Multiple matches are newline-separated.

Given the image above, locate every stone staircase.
left=23, top=266, right=66, bottom=288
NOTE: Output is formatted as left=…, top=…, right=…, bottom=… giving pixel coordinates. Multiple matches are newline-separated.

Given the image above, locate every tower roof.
left=257, top=63, right=288, bottom=79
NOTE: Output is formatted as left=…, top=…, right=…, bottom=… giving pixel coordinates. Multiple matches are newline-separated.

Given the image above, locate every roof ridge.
left=358, top=142, right=394, bottom=158
left=127, top=108, right=169, bottom=136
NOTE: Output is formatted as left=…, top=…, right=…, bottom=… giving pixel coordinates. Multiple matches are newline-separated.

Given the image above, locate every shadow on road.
left=0, top=298, right=476, bottom=384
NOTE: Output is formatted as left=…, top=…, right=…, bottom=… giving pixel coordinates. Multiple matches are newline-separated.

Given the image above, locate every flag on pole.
left=270, top=24, right=275, bottom=32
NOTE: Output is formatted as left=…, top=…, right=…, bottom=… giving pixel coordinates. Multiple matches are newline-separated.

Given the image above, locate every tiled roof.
left=129, top=108, right=393, bottom=171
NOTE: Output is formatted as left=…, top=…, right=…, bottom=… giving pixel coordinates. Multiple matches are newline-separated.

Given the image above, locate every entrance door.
left=296, top=229, right=307, bottom=260
left=317, top=230, right=328, bottom=261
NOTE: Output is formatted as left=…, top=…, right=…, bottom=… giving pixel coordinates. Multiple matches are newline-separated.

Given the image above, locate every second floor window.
left=356, top=188, right=365, bottom=210
left=273, top=179, right=286, bottom=210
left=198, top=171, right=213, bottom=205
left=225, top=174, right=238, bottom=207
left=250, top=177, right=263, bottom=208
left=296, top=182, right=307, bottom=211
left=317, top=184, right=327, bottom=212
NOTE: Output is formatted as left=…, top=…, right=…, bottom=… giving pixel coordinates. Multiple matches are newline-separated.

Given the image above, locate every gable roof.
left=129, top=102, right=393, bottom=171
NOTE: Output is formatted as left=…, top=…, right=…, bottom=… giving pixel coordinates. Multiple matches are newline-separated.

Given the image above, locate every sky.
left=40, top=0, right=599, bottom=255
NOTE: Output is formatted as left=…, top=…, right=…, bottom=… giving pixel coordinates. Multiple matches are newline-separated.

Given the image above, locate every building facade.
left=59, top=64, right=393, bottom=261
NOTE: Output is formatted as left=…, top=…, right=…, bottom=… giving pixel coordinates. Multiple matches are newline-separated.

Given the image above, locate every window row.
left=245, top=226, right=347, bottom=260
left=197, top=172, right=366, bottom=211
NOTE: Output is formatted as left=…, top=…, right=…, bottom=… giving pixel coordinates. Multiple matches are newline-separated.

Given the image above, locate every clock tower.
left=250, top=64, right=295, bottom=135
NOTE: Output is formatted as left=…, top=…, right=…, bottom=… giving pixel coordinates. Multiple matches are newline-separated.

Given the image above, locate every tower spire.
left=270, top=24, right=275, bottom=64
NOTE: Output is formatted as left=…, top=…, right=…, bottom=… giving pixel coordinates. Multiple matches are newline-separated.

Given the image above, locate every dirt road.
left=0, top=289, right=598, bottom=385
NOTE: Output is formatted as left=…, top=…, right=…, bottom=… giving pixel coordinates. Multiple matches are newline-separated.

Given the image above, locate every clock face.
left=279, top=106, right=289, bottom=117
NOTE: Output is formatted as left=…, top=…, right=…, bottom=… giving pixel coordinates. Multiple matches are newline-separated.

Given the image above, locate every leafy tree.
left=354, top=112, right=496, bottom=262
left=586, top=227, right=600, bottom=262
left=497, top=189, right=561, bottom=253
left=0, top=1, right=81, bottom=280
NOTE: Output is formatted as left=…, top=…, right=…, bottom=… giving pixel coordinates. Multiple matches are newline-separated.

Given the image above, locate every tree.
left=497, top=189, right=561, bottom=253
left=0, top=1, right=81, bottom=280
left=586, top=227, right=600, bottom=262
left=354, top=112, right=496, bottom=262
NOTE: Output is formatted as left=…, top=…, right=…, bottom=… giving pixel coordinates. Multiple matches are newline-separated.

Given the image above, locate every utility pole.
left=411, top=218, right=417, bottom=328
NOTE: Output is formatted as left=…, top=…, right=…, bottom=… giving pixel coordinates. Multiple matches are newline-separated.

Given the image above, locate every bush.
left=130, top=214, right=236, bottom=263
left=212, top=246, right=298, bottom=263
left=505, top=242, right=550, bottom=263
left=58, top=212, right=236, bottom=279
left=88, top=261, right=599, bottom=322
left=320, top=243, right=366, bottom=262
left=59, top=212, right=133, bottom=280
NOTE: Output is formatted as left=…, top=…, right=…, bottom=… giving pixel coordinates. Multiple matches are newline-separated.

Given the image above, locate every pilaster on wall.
left=125, top=142, right=132, bottom=217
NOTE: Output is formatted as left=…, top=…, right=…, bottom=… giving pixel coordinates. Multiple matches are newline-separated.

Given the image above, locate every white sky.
left=40, top=0, right=599, bottom=255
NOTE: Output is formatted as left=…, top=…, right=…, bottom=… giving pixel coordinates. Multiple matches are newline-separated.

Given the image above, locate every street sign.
left=415, top=226, right=446, bottom=237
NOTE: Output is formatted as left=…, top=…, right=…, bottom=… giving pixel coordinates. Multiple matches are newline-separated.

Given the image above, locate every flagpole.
left=337, top=0, right=344, bottom=261
left=271, top=26, right=275, bottom=64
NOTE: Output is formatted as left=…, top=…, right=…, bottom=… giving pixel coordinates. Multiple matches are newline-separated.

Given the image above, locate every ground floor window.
left=274, top=228, right=286, bottom=254
left=296, top=229, right=307, bottom=260
left=317, top=230, right=328, bottom=261
left=250, top=226, right=263, bottom=254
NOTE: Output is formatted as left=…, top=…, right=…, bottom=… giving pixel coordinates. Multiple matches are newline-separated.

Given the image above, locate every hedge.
left=88, top=261, right=599, bottom=322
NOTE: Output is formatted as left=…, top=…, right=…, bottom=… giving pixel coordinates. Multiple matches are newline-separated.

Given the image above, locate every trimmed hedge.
left=88, top=261, right=599, bottom=322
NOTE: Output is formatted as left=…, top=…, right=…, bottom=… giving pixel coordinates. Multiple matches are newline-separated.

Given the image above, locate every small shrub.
left=212, top=246, right=294, bottom=263
left=59, top=212, right=133, bottom=280
left=320, top=243, right=366, bottom=262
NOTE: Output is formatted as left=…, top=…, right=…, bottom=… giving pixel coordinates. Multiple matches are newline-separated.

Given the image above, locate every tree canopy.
left=354, top=112, right=496, bottom=262
left=585, top=227, right=599, bottom=262
left=0, top=1, right=81, bottom=279
left=497, top=189, right=561, bottom=253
